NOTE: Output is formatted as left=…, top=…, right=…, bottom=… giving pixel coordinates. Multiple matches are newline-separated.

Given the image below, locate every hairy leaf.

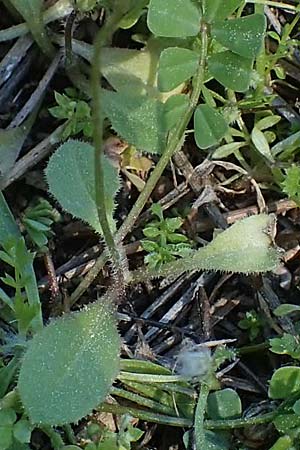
left=102, top=90, right=166, bottom=154
left=208, top=51, right=253, bottom=92
left=211, top=14, right=266, bottom=58
left=147, top=214, right=280, bottom=279
left=18, top=297, right=120, bottom=425
left=147, top=0, right=201, bottom=37
left=46, top=140, right=120, bottom=234
left=158, top=47, right=198, bottom=92
left=194, top=104, right=228, bottom=149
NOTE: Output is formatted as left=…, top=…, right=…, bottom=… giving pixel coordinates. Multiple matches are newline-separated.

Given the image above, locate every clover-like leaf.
left=203, top=0, right=243, bottom=23
left=46, top=140, right=120, bottom=234
left=207, top=389, right=242, bottom=420
left=18, top=297, right=120, bottom=425
left=158, top=47, right=199, bottom=92
left=194, top=104, right=228, bottom=149
left=208, top=51, right=253, bottom=92
left=269, top=367, right=300, bottom=400
left=164, top=95, right=189, bottom=130
left=147, top=0, right=201, bottom=37
left=211, top=14, right=266, bottom=59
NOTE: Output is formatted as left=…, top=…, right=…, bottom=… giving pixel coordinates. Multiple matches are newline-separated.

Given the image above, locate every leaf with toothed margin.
left=45, top=139, right=120, bottom=234
left=18, top=296, right=120, bottom=425
left=146, top=214, right=281, bottom=279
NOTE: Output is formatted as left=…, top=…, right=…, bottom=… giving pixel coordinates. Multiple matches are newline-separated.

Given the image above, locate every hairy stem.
left=194, top=383, right=210, bottom=448
left=116, top=21, right=209, bottom=242
left=91, top=8, right=127, bottom=289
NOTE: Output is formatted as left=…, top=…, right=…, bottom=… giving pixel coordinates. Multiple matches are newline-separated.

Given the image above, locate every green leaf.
left=102, top=90, right=166, bottom=154
left=273, top=413, right=300, bottom=433
left=268, top=436, right=293, bottom=450
left=193, top=430, right=229, bottom=450
left=154, top=214, right=281, bottom=278
left=13, top=420, right=31, bottom=444
left=18, top=297, right=120, bottom=425
left=119, top=0, right=148, bottom=29
left=194, top=104, right=228, bottom=149
left=0, top=410, right=17, bottom=426
left=255, top=115, right=281, bottom=131
left=270, top=333, right=300, bottom=360
left=211, top=14, right=266, bottom=58
left=158, top=47, right=198, bottom=92
left=45, top=140, right=120, bottom=234
left=203, top=0, right=243, bottom=23
left=147, top=0, right=201, bottom=37
left=0, top=426, right=13, bottom=450
left=212, top=141, right=247, bottom=159
left=269, top=367, right=300, bottom=399
left=281, top=165, right=300, bottom=205
left=164, top=94, right=189, bottom=130
left=9, top=0, right=53, bottom=55
left=251, top=127, right=275, bottom=162
left=0, top=127, right=29, bottom=179
left=274, top=304, right=300, bottom=317
left=208, top=51, right=253, bottom=92
left=207, top=388, right=242, bottom=420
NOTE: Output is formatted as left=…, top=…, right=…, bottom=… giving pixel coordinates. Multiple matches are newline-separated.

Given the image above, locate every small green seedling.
left=141, top=203, right=192, bottom=269
left=49, top=91, right=93, bottom=140
left=238, top=310, right=264, bottom=341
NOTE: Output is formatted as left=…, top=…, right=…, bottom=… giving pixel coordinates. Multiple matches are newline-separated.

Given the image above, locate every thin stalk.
left=118, top=371, right=190, bottom=384
left=116, top=21, right=209, bottom=243
left=110, top=386, right=176, bottom=416
left=246, top=0, right=299, bottom=11
left=0, top=0, right=73, bottom=42
left=205, top=411, right=276, bottom=430
left=99, top=403, right=193, bottom=427
left=91, top=9, right=127, bottom=288
left=194, top=383, right=210, bottom=448
left=39, top=425, right=65, bottom=449
left=70, top=18, right=209, bottom=305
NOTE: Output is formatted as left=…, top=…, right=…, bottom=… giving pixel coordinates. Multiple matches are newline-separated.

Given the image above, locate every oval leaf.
left=155, top=214, right=281, bottom=278
left=251, top=127, right=275, bottom=162
left=203, top=0, right=243, bottom=23
left=102, top=90, right=166, bottom=154
left=274, top=304, right=300, bottom=317
left=147, top=0, right=201, bottom=37
left=158, top=47, right=199, bottom=92
left=269, top=366, right=300, bottom=400
left=211, top=14, right=266, bottom=58
left=208, top=51, right=253, bottom=92
left=18, top=298, right=120, bottom=425
left=45, top=140, right=120, bottom=234
left=194, top=104, right=228, bottom=149
left=164, top=94, right=189, bottom=130
left=207, top=388, right=242, bottom=420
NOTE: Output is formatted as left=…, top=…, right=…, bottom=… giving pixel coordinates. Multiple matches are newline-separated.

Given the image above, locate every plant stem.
left=99, top=403, right=193, bottom=427
left=118, top=371, right=190, bottom=384
left=116, top=21, right=209, bottom=243
left=194, top=383, right=210, bottom=448
left=39, top=425, right=65, bottom=449
left=0, top=0, right=73, bottom=42
left=205, top=411, right=276, bottom=429
left=91, top=9, right=127, bottom=288
left=110, top=386, right=176, bottom=416
left=246, top=0, right=299, bottom=11
left=70, top=18, right=209, bottom=305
